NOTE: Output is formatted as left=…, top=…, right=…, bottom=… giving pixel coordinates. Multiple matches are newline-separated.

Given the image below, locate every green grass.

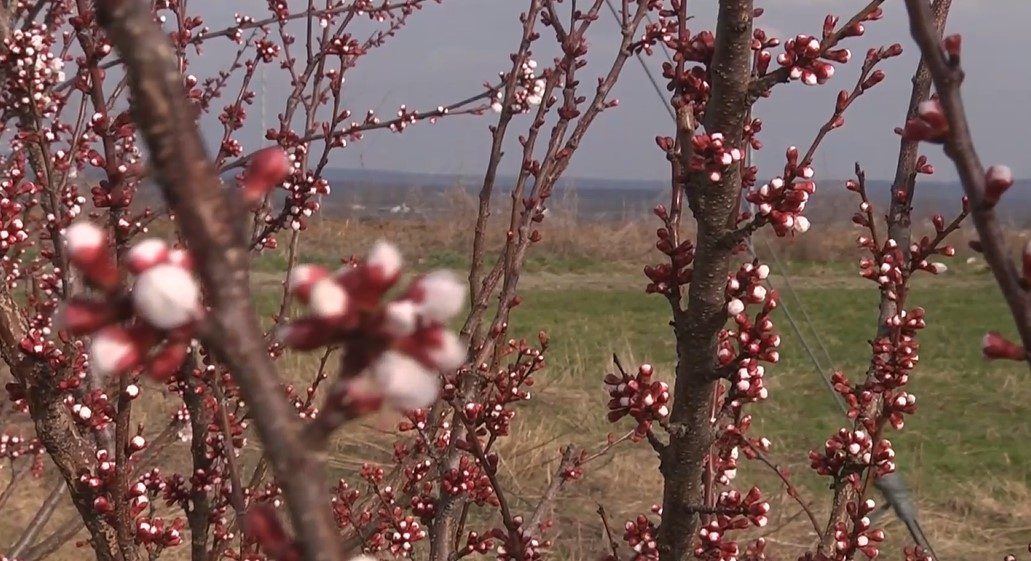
left=488, top=265, right=1030, bottom=559
left=7, top=251, right=1024, bottom=561
left=246, top=246, right=1031, bottom=558
left=510, top=273, right=1029, bottom=483
left=252, top=247, right=626, bottom=276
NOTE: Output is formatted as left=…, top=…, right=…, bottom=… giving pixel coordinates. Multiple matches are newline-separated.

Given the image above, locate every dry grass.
left=4, top=210, right=1031, bottom=561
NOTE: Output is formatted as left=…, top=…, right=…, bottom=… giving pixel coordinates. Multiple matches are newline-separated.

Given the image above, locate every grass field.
left=3, top=220, right=1030, bottom=561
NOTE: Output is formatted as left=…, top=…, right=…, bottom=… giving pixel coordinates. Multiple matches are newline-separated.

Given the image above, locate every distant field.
left=4, top=221, right=1029, bottom=561
left=255, top=235, right=1031, bottom=560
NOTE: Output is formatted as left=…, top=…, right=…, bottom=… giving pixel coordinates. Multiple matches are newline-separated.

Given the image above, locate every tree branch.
left=93, top=2, right=344, bottom=561
left=902, top=0, right=1031, bottom=363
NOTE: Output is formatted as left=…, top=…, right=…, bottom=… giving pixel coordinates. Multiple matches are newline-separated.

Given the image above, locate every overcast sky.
left=195, top=1, right=1031, bottom=182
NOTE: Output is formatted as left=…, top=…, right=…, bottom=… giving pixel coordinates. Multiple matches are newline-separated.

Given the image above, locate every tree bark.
left=656, top=2, right=754, bottom=560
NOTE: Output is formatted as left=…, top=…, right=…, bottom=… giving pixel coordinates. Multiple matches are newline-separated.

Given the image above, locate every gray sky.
left=196, top=1, right=1031, bottom=182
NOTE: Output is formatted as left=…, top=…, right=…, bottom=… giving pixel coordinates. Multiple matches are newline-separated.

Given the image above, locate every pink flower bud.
left=407, top=270, right=466, bottom=323
left=426, top=329, right=467, bottom=371
left=384, top=300, right=419, bottom=337
left=982, top=331, right=1025, bottom=361
left=146, top=340, right=190, bottom=382
left=727, top=299, right=745, bottom=316
left=943, top=34, right=961, bottom=60
left=58, top=297, right=119, bottom=335
left=275, top=318, right=337, bottom=350
left=131, top=264, right=202, bottom=330
left=127, top=239, right=170, bottom=274
left=287, top=264, right=329, bottom=301
left=65, top=222, right=119, bottom=291
left=308, top=278, right=349, bottom=319
left=365, top=240, right=403, bottom=287
left=984, top=165, right=1014, bottom=206
left=794, top=216, right=811, bottom=233
left=168, top=248, right=193, bottom=269
left=371, top=351, right=440, bottom=411
left=90, top=326, right=145, bottom=377
left=129, top=435, right=147, bottom=452
left=243, top=147, right=291, bottom=204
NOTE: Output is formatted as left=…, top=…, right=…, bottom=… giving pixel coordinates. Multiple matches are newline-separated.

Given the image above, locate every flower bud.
left=242, top=147, right=291, bottom=204
left=58, top=297, right=119, bottom=335
left=127, top=239, right=170, bottom=274
left=90, top=326, right=145, bottom=377
left=131, top=264, right=202, bottom=330
left=982, top=331, right=1025, bottom=361
left=371, top=351, right=439, bottom=411
left=65, top=222, right=119, bottom=291
left=984, top=165, right=1014, bottom=206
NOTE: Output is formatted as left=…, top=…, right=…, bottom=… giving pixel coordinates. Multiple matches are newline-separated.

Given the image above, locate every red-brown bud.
left=242, top=147, right=291, bottom=204
left=982, top=331, right=1025, bottom=361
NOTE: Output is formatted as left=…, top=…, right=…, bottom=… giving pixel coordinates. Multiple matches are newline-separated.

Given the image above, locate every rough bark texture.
left=656, top=2, right=754, bottom=560
left=94, top=2, right=344, bottom=561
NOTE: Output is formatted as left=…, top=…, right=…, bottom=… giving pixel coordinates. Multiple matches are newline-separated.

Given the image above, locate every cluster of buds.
left=603, top=364, right=670, bottom=441
left=662, top=64, right=710, bottom=115
left=828, top=499, right=886, bottom=559
left=910, top=217, right=958, bottom=277
left=60, top=223, right=202, bottom=380
left=725, top=262, right=770, bottom=319
left=278, top=241, right=466, bottom=415
left=870, top=307, right=925, bottom=389
left=83, top=447, right=157, bottom=537
left=905, top=546, right=935, bottom=561
left=715, top=416, right=772, bottom=482
left=269, top=167, right=330, bottom=234
left=745, top=176, right=814, bottom=236
left=463, top=337, right=546, bottom=437
left=694, top=487, right=770, bottom=561
left=0, top=186, right=28, bottom=255
left=441, top=456, right=497, bottom=507
left=711, top=444, right=739, bottom=486
left=456, top=531, right=496, bottom=557
left=622, top=514, right=660, bottom=561
left=0, top=432, right=43, bottom=475
left=857, top=242, right=906, bottom=292
left=900, top=98, right=949, bottom=143
left=646, top=25, right=714, bottom=110
left=69, top=388, right=117, bottom=430
left=776, top=33, right=849, bottom=86
left=835, top=364, right=918, bottom=430
left=491, top=58, right=546, bottom=114
left=722, top=262, right=781, bottom=370
left=135, top=517, right=184, bottom=549
left=882, top=391, right=918, bottom=430
left=0, top=23, right=66, bottom=117
left=809, top=429, right=895, bottom=480
left=387, top=514, right=427, bottom=556
left=750, top=27, right=780, bottom=78
left=644, top=213, right=694, bottom=295
left=495, top=517, right=550, bottom=561
left=686, top=132, right=742, bottom=183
